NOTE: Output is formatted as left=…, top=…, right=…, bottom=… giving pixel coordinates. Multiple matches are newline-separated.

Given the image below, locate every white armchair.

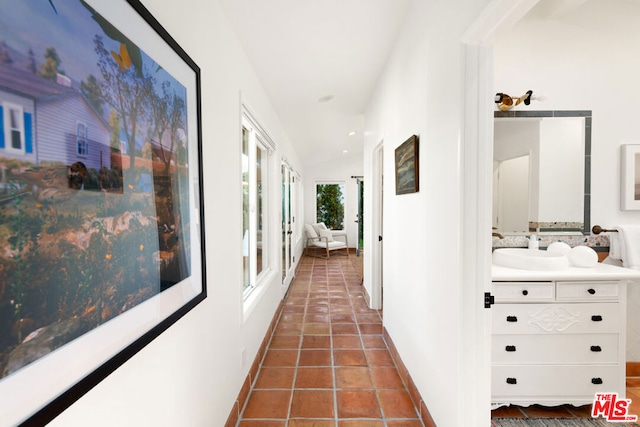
left=304, top=223, right=349, bottom=259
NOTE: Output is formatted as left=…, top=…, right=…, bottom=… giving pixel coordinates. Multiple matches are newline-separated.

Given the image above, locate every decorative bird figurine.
left=495, top=90, right=533, bottom=111
left=16, top=161, right=87, bottom=204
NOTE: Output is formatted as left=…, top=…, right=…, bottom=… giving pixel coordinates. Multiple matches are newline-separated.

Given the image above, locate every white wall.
left=494, top=1, right=640, bottom=227
left=303, top=154, right=363, bottom=249
left=47, top=1, right=303, bottom=425
left=494, top=1, right=640, bottom=362
left=362, top=0, right=491, bottom=425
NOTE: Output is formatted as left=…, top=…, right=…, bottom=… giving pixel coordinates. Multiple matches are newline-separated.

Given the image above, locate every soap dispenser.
left=528, top=235, right=539, bottom=250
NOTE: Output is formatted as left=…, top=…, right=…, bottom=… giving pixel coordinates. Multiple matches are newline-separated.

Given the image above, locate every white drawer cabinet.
left=492, top=333, right=619, bottom=365
left=491, top=280, right=627, bottom=407
left=492, top=365, right=621, bottom=402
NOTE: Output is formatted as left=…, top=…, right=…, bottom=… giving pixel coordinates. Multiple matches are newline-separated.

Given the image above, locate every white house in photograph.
left=0, top=62, right=111, bottom=170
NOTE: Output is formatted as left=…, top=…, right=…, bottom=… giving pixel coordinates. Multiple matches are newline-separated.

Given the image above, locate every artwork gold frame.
left=395, top=134, right=419, bottom=195
left=0, top=1, right=206, bottom=424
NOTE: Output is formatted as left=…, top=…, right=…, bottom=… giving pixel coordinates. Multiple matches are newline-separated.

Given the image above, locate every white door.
left=370, top=142, right=384, bottom=309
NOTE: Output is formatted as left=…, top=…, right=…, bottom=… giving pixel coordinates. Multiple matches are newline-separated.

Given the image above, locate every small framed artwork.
left=0, top=0, right=206, bottom=425
left=395, top=134, right=419, bottom=195
left=621, top=144, right=640, bottom=210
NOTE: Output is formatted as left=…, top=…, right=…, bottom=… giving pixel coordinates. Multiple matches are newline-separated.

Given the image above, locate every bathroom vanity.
left=491, top=263, right=640, bottom=408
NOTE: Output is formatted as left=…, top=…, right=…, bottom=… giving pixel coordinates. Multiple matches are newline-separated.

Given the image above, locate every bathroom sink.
left=492, top=248, right=570, bottom=271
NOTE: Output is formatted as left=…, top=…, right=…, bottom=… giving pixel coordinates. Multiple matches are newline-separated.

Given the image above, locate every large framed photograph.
left=0, top=1, right=206, bottom=425
left=395, top=134, right=419, bottom=195
left=621, top=144, right=640, bottom=210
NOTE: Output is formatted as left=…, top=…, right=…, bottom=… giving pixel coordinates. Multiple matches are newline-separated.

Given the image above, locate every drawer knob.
left=522, top=290, right=528, bottom=296
left=590, top=345, right=602, bottom=352
left=505, top=345, right=517, bottom=352
left=506, top=316, right=518, bottom=322
left=588, top=288, right=596, bottom=295
left=506, top=377, right=517, bottom=385
left=591, top=377, right=603, bottom=385
left=591, top=315, right=603, bottom=322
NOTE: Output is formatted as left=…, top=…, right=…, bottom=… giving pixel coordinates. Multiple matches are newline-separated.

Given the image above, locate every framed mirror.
left=493, top=110, right=591, bottom=236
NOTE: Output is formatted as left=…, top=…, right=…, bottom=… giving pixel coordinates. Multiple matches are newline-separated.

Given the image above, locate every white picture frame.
left=621, top=144, right=640, bottom=210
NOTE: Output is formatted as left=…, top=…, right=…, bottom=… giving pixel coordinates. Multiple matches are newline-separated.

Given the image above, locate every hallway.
left=237, top=255, right=425, bottom=426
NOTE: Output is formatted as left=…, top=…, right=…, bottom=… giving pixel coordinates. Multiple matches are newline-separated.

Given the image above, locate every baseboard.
left=362, top=284, right=371, bottom=306
left=383, top=327, right=436, bottom=427
left=224, top=299, right=284, bottom=427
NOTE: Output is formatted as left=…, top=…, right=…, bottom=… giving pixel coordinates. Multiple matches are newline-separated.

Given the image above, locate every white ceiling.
left=219, top=0, right=411, bottom=166
left=219, top=0, right=638, bottom=167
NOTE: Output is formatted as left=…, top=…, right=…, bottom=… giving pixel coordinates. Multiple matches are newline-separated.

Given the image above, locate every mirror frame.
left=494, top=110, right=592, bottom=235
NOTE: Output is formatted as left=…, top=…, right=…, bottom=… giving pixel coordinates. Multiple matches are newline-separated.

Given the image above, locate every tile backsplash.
left=492, top=234, right=609, bottom=250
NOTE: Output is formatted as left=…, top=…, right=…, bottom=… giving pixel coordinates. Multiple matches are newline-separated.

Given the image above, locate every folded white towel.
left=609, top=230, right=622, bottom=260
left=612, top=225, right=640, bottom=270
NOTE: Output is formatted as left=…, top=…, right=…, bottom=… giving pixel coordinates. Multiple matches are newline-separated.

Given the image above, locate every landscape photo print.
left=0, top=0, right=205, bottom=424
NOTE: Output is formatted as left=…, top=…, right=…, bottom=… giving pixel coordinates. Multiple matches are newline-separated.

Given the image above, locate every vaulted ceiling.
left=219, top=0, right=411, bottom=166
left=219, top=0, right=630, bottom=168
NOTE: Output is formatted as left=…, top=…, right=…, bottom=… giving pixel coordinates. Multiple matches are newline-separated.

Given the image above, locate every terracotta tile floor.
left=238, top=254, right=640, bottom=425
left=237, top=255, right=424, bottom=426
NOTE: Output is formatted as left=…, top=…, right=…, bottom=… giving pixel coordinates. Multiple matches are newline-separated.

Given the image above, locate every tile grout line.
left=343, top=256, right=389, bottom=426
left=332, top=257, right=342, bottom=426
left=283, top=257, right=311, bottom=426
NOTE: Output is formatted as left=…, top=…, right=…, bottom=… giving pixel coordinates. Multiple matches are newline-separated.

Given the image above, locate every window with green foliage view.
left=316, top=183, right=344, bottom=230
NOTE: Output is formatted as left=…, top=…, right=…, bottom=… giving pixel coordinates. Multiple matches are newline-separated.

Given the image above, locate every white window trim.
left=242, top=106, right=275, bottom=300
left=76, top=121, right=89, bottom=157
left=3, top=102, right=25, bottom=154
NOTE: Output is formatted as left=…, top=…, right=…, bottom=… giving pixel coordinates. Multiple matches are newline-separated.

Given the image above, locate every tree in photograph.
left=94, top=35, right=147, bottom=184
left=143, top=77, right=186, bottom=174
left=164, top=92, right=185, bottom=174
left=109, top=110, right=121, bottom=150
left=176, top=139, right=187, bottom=167
left=316, top=184, right=344, bottom=230
left=39, top=47, right=63, bottom=80
left=81, top=74, right=105, bottom=116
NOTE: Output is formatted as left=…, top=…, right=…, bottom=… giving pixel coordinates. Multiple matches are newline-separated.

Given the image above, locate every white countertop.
left=492, top=262, right=640, bottom=281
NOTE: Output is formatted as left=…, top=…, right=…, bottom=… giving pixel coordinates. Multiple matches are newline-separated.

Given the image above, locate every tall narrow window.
left=256, top=141, right=266, bottom=277
left=316, top=183, right=345, bottom=230
left=242, top=127, right=250, bottom=290
left=4, top=104, right=24, bottom=152
left=242, top=110, right=273, bottom=295
left=77, top=122, right=89, bottom=156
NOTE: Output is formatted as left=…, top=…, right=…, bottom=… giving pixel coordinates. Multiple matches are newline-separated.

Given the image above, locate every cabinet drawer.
left=492, top=282, right=554, bottom=302
left=492, top=303, right=621, bottom=334
left=492, top=365, right=623, bottom=401
left=556, top=281, right=620, bottom=302
left=492, top=333, right=619, bottom=365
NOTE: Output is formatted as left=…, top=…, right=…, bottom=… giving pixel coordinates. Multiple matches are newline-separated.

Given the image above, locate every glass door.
left=356, top=178, right=364, bottom=256
left=281, top=162, right=295, bottom=289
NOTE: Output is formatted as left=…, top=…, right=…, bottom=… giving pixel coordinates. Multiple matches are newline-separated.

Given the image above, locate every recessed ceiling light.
left=342, top=149, right=349, bottom=154
left=347, top=131, right=356, bottom=136
left=318, top=95, right=334, bottom=103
